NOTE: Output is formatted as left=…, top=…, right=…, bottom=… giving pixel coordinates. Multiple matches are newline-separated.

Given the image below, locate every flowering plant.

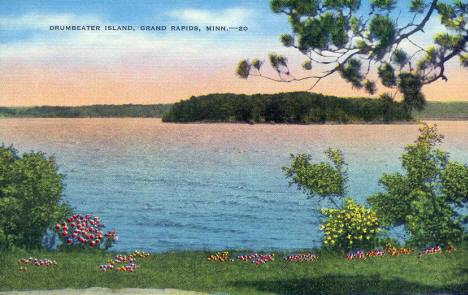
left=53, top=214, right=117, bottom=250
left=206, top=251, right=234, bottom=262
left=17, top=257, right=57, bottom=272
left=99, top=250, right=149, bottom=272
left=283, top=253, right=318, bottom=262
left=346, top=243, right=453, bottom=260
left=237, top=253, right=274, bottom=264
left=320, top=198, right=379, bottom=251
left=383, top=242, right=415, bottom=256
left=345, top=249, right=366, bottom=260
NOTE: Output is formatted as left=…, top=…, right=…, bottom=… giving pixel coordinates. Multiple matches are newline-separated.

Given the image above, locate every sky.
left=0, top=0, right=467, bottom=106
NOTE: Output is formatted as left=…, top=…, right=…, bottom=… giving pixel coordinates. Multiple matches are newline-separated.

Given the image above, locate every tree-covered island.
left=162, top=92, right=412, bottom=123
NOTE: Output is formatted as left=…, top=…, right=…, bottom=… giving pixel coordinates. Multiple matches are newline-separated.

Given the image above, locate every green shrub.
left=368, top=124, right=467, bottom=247
left=284, top=124, right=467, bottom=250
left=0, top=145, right=71, bottom=249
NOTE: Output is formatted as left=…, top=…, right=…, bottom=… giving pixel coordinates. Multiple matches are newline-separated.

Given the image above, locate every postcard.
left=0, top=1, right=467, bottom=294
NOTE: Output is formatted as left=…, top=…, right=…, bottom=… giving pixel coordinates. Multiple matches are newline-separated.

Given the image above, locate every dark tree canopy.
left=236, top=0, right=468, bottom=111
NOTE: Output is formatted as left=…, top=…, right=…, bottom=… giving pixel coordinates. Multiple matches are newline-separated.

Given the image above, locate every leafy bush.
left=320, top=198, right=379, bottom=251
left=0, top=145, right=71, bottom=249
left=283, top=124, right=467, bottom=250
left=368, top=124, right=468, bottom=247
left=283, top=148, right=378, bottom=252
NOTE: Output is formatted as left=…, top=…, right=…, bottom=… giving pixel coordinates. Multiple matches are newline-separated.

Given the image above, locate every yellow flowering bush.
left=320, top=198, right=379, bottom=251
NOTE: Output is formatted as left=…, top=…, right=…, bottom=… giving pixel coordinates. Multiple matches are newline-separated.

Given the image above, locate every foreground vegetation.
left=0, top=244, right=466, bottom=295
left=162, top=92, right=412, bottom=123
left=284, top=124, right=468, bottom=250
left=0, top=104, right=171, bottom=118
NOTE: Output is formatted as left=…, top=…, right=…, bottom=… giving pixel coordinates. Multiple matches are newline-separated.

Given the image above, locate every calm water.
left=0, top=119, right=467, bottom=252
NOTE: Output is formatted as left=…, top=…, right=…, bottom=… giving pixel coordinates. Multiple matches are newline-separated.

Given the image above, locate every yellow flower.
left=331, top=240, right=335, bottom=244
left=358, top=235, right=363, bottom=240
left=338, top=229, right=343, bottom=233
left=349, top=240, right=353, bottom=244
left=327, top=236, right=332, bottom=240
left=347, top=234, right=351, bottom=239
left=362, top=228, right=367, bottom=233
left=366, top=236, right=371, bottom=240
left=324, top=240, right=328, bottom=244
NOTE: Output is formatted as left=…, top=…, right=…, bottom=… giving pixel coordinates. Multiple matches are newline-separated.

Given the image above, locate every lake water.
left=0, top=119, right=467, bottom=252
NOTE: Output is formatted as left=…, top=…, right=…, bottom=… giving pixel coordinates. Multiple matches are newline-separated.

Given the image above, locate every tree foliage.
left=283, top=148, right=383, bottom=251
left=367, top=124, right=468, bottom=247
left=162, top=92, right=411, bottom=123
left=237, top=0, right=468, bottom=111
left=282, top=123, right=467, bottom=248
left=282, top=148, right=348, bottom=208
left=0, top=146, right=71, bottom=249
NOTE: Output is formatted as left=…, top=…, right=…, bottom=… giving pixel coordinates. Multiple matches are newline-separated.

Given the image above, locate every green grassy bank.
left=414, top=101, right=468, bottom=119
left=1, top=246, right=466, bottom=295
left=0, top=104, right=172, bottom=118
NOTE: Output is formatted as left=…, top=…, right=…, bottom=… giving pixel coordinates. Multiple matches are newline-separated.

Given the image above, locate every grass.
left=414, top=102, right=468, bottom=119
left=0, top=246, right=467, bottom=295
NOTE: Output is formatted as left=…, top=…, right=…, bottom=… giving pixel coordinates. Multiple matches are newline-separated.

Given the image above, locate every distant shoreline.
left=1, top=117, right=467, bottom=124
left=161, top=119, right=468, bottom=125
left=2, top=116, right=467, bottom=121
left=0, top=101, right=467, bottom=122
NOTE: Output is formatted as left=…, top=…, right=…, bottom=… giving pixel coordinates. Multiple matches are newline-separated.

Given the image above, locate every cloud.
left=0, top=12, right=102, bottom=30
left=168, top=8, right=253, bottom=26
left=0, top=31, right=191, bottom=64
left=0, top=10, right=285, bottom=65
left=0, top=29, right=283, bottom=66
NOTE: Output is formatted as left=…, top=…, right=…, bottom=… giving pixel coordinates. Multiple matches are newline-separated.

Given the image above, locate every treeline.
left=1, top=98, right=463, bottom=120
left=0, top=104, right=171, bottom=118
left=162, top=92, right=412, bottom=123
